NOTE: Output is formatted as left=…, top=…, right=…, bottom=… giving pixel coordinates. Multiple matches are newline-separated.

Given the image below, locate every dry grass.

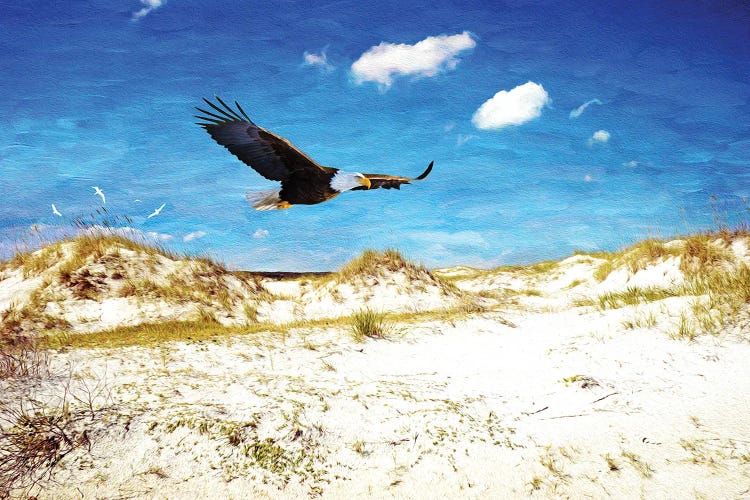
left=0, top=325, right=118, bottom=498
left=350, top=308, right=393, bottom=342
left=572, top=228, right=750, bottom=337
left=620, top=450, right=655, bottom=478
left=328, top=248, right=464, bottom=299
left=587, top=238, right=682, bottom=282
left=593, top=259, right=615, bottom=282
left=679, top=234, right=733, bottom=276
left=9, top=244, right=64, bottom=279
left=0, top=381, right=119, bottom=498
left=589, top=285, right=687, bottom=310
left=45, top=298, right=512, bottom=350
left=588, top=228, right=748, bottom=283
left=47, top=320, right=257, bottom=350
left=337, top=249, right=415, bottom=280
left=2, top=232, right=228, bottom=285
left=1, top=302, right=71, bottom=338
left=5, top=225, right=747, bottom=345
left=0, top=398, right=91, bottom=495
left=1, top=233, right=271, bottom=336
left=688, top=263, right=750, bottom=335
left=0, top=335, right=49, bottom=381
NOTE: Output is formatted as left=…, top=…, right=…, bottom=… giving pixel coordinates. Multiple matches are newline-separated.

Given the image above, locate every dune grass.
left=1, top=232, right=269, bottom=335
left=588, top=285, right=687, bottom=310
left=336, top=249, right=414, bottom=280
left=1, top=298, right=71, bottom=337
left=5, top=224, right=748, bottom=345
left=580, top=262, right=749, bottom=313
left=44, top=298, right=504, bottom=350
left=587, top=228, right=748, bottom=284
left=7, top=244, right=64, bottom=278
left=3, top=231, right=227, bottom=279
left=584, top=238, right=682, bottom=283
left=573, top=228, right=750, bottom=337
left=350, top=308, right=393, bottom=342
left=678, top=233, right=735, bottom=276
left=46, top=320, right=263, bottom=350
left=326, top=248, right=464, bottom=298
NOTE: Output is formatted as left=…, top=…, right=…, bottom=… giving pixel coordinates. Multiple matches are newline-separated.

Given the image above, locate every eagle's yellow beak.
left=358, top=176, right=371, bottom=189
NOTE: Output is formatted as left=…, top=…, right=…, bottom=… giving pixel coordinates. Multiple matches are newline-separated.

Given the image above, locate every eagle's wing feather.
left=354, top=161, right=434, bottom=191
left=195, top=97, right=326, bottom=182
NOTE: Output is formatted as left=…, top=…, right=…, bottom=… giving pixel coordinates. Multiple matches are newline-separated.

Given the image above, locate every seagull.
left=147, top=203, right=166, bottom=219
left=51, top=204, right=62, bottom=217
left=92, top=186, right=106, bottom=204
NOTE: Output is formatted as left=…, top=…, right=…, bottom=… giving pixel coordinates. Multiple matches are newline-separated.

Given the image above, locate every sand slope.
left=1, top=234, right=749, bottom=498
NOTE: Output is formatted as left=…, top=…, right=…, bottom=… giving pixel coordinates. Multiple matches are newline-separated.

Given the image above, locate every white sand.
left=2, top=236, right=750, bottom=498
left=13, top=309, right=748, bottom=499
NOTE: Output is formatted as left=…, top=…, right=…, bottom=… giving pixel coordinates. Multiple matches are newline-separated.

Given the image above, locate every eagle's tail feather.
left=246, top=189, right=287, bottom=210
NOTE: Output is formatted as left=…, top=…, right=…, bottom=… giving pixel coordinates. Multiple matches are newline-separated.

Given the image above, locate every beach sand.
left=1, top=235, right=749, bottom=498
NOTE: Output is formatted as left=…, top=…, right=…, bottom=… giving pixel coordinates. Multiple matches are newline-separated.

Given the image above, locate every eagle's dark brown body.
left=195, top=97, right=433, bottom=209
left=280, top=167, right=339, bottom=206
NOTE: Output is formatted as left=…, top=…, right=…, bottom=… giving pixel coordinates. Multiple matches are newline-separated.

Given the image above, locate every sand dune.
left=1, top=232, right=749, bottom=498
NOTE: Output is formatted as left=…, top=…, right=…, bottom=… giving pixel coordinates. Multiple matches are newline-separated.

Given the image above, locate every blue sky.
left=1, top=0, right=748, bottom=270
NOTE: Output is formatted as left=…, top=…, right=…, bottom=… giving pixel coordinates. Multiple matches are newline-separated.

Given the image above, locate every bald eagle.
left=195, top=97, right=433, bottom=210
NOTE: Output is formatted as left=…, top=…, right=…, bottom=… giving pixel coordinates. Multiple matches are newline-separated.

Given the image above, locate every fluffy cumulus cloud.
left=132, top=0, right=165, bottom=20
left=589, top=129, right=610, bottom=144
left=183, top=231, right=206, bottom=242
left=351, top=31, right=475, bottom=88
left=303, top=50, right=334, bottom=72
left=569, top=98, right=602, bottom=119
left=148, top=231, right=173, bottom=241
left=253, top=228, right=269, bottom=239
left=623, top=160, right=638, bottom=167
left=471, top=81, right=550, bottom=130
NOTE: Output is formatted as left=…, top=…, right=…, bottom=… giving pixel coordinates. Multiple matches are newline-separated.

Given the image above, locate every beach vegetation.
left=603, top=453, right=620, bottom=472
left=350, top=308, right=392, bottom=342
left=337, top=249, right=412, bottom=280
left=620, top=450, right=654, bottom=478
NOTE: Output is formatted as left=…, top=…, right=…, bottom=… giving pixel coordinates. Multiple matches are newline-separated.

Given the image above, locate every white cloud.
left=408, top=230, right=488, bottom=249
left=456, top=134, right=476, bottom=146
left=132, top=0, right=165, bottom=20
left=623, top=160, right=638, bottom=167
left=471, top=81, right=550, bottom=130
left=584, top=174, right=594, bottom=182
left=569, top=98, right=602, bottom=119
left=588, top=129, right=610, bottom=145
left=351, top=31, right=475, bottom=89
left=253, top=228, right=270, bottom=239
left=83, top=225, right=173, bottom=242
left=183, top=231, right=206, bottom=242
left=148, top=231, right=174, bottom=241
left=303, top=49, right=334, bottom=72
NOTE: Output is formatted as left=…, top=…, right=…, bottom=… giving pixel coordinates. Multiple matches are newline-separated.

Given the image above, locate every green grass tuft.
left=350, top=308, right=393, bottom=342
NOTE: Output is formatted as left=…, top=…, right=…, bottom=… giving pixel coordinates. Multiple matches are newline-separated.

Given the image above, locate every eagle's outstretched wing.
left=354, top=161, right=434, bottom=190
left=195, top=97, right=327, bottom=181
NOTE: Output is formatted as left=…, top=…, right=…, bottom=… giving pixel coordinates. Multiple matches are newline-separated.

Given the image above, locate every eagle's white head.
left=330, top=171, right=371, bottom=192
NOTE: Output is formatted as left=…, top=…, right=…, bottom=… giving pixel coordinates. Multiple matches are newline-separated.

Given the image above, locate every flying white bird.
left=147, top=203, right=166, bottom=218
left=92, top=186, right=106, bottom=204
left=51, top=204, right=62, bottom=217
